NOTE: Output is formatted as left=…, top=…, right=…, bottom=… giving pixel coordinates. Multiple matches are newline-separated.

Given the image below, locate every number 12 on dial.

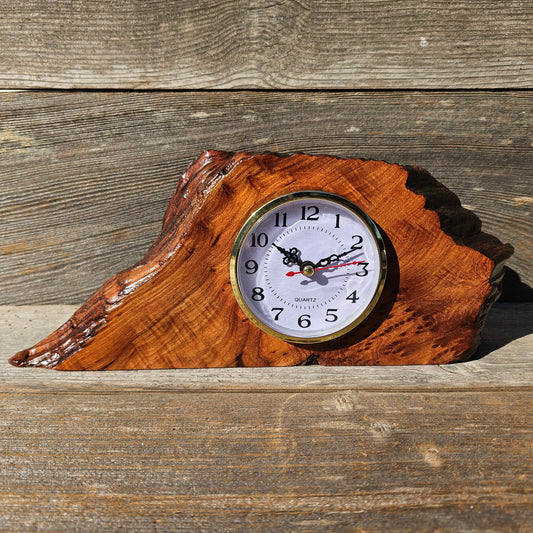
left=230, top=191, right=387, bottom=344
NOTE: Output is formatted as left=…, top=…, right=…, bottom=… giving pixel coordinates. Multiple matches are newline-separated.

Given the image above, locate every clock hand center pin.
left=286, top=260, right=366, bottom=277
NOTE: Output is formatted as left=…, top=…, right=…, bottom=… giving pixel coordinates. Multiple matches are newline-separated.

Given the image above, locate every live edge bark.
left=10, top=151, right=513, bottom=370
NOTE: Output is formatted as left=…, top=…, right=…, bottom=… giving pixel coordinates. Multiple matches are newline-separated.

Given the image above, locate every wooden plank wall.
left=0, top=1, right=531, bottom=305
left=1, top=92, right=531, bottom=304
left=0, top=0, right=531, bottom=89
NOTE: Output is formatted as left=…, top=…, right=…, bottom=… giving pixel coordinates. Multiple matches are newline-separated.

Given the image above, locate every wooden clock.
left=10, top=151, right=513, bottom=370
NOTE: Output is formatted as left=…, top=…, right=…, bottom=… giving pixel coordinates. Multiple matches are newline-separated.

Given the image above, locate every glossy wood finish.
left=9, top=152, right=512, bottom=369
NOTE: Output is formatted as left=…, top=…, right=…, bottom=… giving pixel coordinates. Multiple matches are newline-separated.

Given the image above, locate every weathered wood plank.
left=0, top=91, right=530, bottom=304
left=0, top=389, right=530, bottom=531
left=1, top=303, right=531, bottom=392
left=0, top=0, right=531, bottom=88
left=1, top=304, right=531, bottom=529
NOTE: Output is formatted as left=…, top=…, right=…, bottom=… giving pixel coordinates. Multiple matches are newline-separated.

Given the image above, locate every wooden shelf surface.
left=0, top=303, right=531, bottom=531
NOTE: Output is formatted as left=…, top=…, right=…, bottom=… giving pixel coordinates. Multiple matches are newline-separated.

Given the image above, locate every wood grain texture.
left=2, top=305, right=531, bottom=528
left=0, top=0, right=531, bottom=88
left=0, top=389, right=531, bottom=531
left=8, top=152, right=513, bottom=369
left=1, top=303, right=532, bottom=392
left=0, top=90, right=531, bottom=306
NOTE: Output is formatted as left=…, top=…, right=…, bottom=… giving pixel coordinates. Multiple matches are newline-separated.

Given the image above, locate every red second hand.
left=286, top=260, right=366, bottom=277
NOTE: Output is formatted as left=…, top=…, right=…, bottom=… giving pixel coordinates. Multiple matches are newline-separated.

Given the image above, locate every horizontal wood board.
left=0, top=389, right=530, bottom=532
left=1, top=305, right=531, bottom=531
left=0, top=91, right=530, bottom=305
left=0, top=0, right=531, bottom=89
left=1, top=303, right=531, bottom=391
left=1, top=305, right=532, bottom=531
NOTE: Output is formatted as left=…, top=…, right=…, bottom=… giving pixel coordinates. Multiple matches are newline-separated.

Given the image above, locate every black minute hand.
left=273, top=243, right=303, bottom=266
left=315, top=248, right=353, bottom=268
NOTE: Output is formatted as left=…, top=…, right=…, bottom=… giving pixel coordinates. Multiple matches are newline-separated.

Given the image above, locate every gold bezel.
left=229, top=191, right=387, bottom=344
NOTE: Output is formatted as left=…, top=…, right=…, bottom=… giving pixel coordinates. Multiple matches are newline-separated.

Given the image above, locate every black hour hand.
left=273, top=243, right=302, bottom=266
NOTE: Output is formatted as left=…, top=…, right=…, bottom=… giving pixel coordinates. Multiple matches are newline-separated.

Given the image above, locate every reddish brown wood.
left=9, top=151, right=513, bottom=369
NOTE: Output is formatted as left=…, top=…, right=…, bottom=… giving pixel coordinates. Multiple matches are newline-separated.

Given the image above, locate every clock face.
left=230, top=191, right=387, bottom=344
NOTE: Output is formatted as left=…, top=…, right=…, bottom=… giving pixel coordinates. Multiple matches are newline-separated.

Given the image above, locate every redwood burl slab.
left=10, top=151, right=513, bottom=369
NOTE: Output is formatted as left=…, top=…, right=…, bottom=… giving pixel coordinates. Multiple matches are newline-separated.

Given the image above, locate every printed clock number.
left=251, top=287, right=265, bottom=301
left=356, top=262, right=369, bottom=277
left=298, top=314, right=311, bottom=328
left=351, top=235, right=363, bottom=251
left=325, top=309, right=338, bottom=322
left=251, top=233, right=269, bottom=247
left=272, top=308, right=284, bottom=320
left=245, top=260, right=258, bottom=274
left=274, top=213, right=288, bottom=227
left=301, top=205, right=320, bottom=221
left=346, top=290, right=359, bottom=303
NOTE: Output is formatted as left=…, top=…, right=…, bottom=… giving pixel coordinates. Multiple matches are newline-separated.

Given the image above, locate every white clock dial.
left=230, top=191, right=387, bottom=343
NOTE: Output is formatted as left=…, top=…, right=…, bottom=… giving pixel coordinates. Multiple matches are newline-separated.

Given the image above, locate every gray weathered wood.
left=1, top=304, right=531, bottom=530
left=0, top=389, right=531, bottom=531
left=0, top=91, right=530, bottom=305
left=1, top=303, right=531, bottom=391
left=0, top=0, right=531, bottom=89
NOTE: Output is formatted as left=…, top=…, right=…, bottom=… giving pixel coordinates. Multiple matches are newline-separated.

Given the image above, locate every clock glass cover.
left=230, top=191, right=387, bottom=343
